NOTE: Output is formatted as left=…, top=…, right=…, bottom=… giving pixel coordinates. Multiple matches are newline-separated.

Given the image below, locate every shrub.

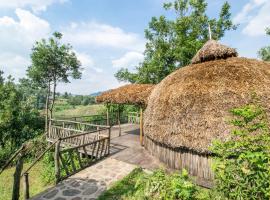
left=132, top=169, right=210, bottom=200
left=210, top=102, right=270, bottom=199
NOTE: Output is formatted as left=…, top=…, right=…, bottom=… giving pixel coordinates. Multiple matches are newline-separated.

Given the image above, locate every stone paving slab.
left=30, top=158, right=136, bottom=200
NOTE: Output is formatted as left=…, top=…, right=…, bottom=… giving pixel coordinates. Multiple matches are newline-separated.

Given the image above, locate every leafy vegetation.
left=211, top=101, right=270, bottom=199
left=0, top=72, right=44, bottom=166
left=99, top=168, right=210, bottom=200
left=258, top=27, right=270, bottom=61
left=115, top=0, right=236, bottom=84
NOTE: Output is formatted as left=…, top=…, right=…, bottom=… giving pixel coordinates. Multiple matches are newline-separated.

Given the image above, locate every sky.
left=0, top=0, right=269, bottom=95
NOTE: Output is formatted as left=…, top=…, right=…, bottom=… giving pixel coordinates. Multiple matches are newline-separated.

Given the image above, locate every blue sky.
left=0, top=0, right=269, bottom=94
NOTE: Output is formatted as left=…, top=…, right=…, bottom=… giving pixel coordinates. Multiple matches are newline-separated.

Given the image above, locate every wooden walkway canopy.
left=96, top=84, right=155, bottom=146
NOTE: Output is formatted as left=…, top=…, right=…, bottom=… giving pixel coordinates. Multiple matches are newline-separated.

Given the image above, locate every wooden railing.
left=0, top=119, right=111, bottom=200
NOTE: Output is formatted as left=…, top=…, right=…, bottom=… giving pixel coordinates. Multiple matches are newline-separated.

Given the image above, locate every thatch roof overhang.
left=191, top=39, right=238, bottom=64
left=96, top=84, right=155, bottom=106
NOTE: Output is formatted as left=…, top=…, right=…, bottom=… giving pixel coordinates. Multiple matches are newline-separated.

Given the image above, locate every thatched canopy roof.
left=144, top=57, right=270, bottom=154
left=191, top=39, right=238, bottom=64
left=96, top=84, right=155, bottom=106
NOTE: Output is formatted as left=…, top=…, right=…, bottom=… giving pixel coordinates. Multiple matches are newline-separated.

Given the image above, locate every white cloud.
left=0, top=0, right=68, bottom=13
left=234, top=0, right=270, bottom=36
left=63, top=21, right=145, bottom=52
left=0, top=8, right=50, bottom=54
left=0, top=8, right=50, bottom=79
left=112, top=51, right=144, bottom=69
left=75, top=51, right=103, bottom=73
left=0, top=53, right=30, bottom=79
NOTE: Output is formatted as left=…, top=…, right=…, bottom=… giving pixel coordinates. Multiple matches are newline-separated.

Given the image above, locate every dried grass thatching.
left=96, top=84, right=155, bottom=106
left=191, top=39, right=238, bottom=64
left=144, top=57, right=270, bottom=154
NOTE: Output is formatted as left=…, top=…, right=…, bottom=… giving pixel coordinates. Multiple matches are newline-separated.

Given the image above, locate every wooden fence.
left=144, top=136, right=214, bottom=188
left=0, top=119, right=111, bottom=200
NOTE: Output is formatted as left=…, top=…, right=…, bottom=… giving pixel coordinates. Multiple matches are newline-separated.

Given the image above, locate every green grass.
left=98, top=168, right=211, bottom=200
left=98, top=168, right=145, bottom=200
left=0, top=162, right=52, bottom=200
left=53, top=104, right=105, bottom=118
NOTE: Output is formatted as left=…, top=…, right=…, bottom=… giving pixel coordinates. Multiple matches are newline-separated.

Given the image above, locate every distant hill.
left=90, top=91, right=103, bottom=97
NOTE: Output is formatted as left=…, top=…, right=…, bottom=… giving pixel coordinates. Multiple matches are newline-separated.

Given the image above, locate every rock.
left=82, top=185, right=98, bottom=195
left=62, top=189, right=81, bottom=196
left=43, top=189, right=58, bottom=199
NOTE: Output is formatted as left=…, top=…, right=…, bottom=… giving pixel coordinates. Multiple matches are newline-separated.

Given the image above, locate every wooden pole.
left=23, top=173, right=29, bottom=200
left=55, top=139, right=61, bottom=184
left=12, top=152, right=24, bottom=200
left=140, top=107, right=143, bottom=146
left=118, top=105, right=121, bottom=136
left=106, top=107, right=109, bottom=126
left=108, top=127, right=111, bottom=155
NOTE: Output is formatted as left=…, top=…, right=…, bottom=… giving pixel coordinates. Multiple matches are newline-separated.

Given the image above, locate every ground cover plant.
left=98, top=168, right=210, bottom=200
left=211, top=100, right=270, bottom=199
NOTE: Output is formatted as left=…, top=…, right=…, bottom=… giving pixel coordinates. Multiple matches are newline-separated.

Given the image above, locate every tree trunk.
left=49, top=81, right=57, bottom=120
left=45, top=82, right=51, bottom=134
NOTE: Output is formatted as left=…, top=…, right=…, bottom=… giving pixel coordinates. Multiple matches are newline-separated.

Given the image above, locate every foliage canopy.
left=115, top=0, right=236, bottom=84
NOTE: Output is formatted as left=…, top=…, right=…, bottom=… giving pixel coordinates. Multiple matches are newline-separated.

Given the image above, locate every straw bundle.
left=96, top=84, right=155, bottom=106
left=144, top=57, right=270, bottom=154
left=191, top=39, right=238, bottom=64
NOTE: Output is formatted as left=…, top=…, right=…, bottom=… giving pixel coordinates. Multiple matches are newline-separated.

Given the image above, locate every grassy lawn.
left=98, top=168, right=144, bottom=200
left=54, top=104, right=105, bottom=118
left=0, top=162, right=52, bottom=200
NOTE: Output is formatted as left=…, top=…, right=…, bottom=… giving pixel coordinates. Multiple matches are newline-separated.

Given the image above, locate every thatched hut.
left=96, top=84, right=155, bottom=145
left=144, top=40, right=270, bottom=186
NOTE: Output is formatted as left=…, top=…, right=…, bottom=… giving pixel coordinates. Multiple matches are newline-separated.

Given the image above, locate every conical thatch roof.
left=96, top=84, right=155, bottom=106
left=144, top=57, right=270, bottom=154
left=191, top=39, right=238, bottom=64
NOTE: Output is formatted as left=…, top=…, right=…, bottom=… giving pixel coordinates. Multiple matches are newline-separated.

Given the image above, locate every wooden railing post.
left=55, top=139, right=61, bottom=183
left=12, top=152, right=24, bottom=200
left=106, top=107, right=110, bottom=126
left=23, top=173, right=29, bottom=200
left=140, top=107, right=144, bottom=146
left=118, top=105, right=121, bottom=136
left=108, top=127, right=111, bottom=155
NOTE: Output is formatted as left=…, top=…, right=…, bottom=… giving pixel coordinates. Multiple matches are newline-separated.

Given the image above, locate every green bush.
left=210, top=103, right=270, bottom=199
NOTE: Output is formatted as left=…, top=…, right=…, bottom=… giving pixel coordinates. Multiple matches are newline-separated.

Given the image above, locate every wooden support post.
left=118, top=105, right=121, bottom=136
left=12, top=152, right=24, bottom=200
left=140, top=107, right=144, bottom=146
left=55, top=139, right=61, bottom=184
left=106, top=107, right=110, bottom=126
left=108, top=128, right=111, bottom=155
left=23, top=173, right=29, bottom=200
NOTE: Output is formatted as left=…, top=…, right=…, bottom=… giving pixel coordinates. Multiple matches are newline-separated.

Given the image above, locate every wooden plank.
left=99, top=139, right=105, bottom=158
left=12, top=152, right=24, bottom=200
left=54, top=140, right=61, bottom=183
left=23, top=173, right=29, bottom=200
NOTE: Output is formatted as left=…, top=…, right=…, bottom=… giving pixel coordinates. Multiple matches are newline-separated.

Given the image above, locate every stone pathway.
left=31, top=124, right=164, bottom=200
left=31, top=158, right=136, bottom=200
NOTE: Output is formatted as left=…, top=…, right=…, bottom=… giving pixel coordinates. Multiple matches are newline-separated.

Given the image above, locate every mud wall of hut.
left=144, top=136, right=214, bottom=187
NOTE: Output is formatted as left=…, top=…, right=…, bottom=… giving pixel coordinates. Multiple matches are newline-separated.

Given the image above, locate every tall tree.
left=258, top=28, right=270, bottom=61
left=27, top=32, right=82, bottom=132
left=115, top=0, right=236, bottom=84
